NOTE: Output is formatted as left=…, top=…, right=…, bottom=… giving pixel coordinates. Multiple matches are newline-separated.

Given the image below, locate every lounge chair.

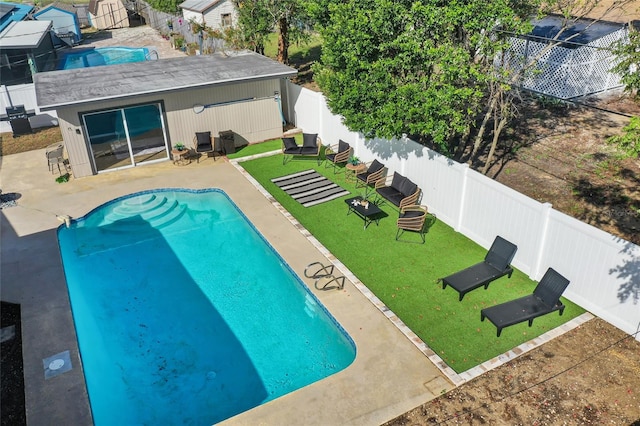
left=480, top=267, right=570, bottom=336
left=440, top=235, right=518, bottom=301
left=281, top=133, right=322, bottom=164
left=324, top=139, right=352, bottom=173
left=193, top=131, right=218, bottom=162
left=355, top=159, right=385, bottom=195
left=396, top=205, right=428, bottom=243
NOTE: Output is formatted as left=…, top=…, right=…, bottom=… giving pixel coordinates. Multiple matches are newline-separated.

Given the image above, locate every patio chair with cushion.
left=480, top=267, right=570, bottom=336
left=324, top=139, right=352, bottom=173
left=374, top=171, right=421, bottom=211
left=281, top=133, right=322, bottom=164
left=193, top=131, right=218, bottom=163
left=355, top=159, right=385, bottom=195
left=396, top=205, right=429, bottom=243
left=440, top=235, right=518, bottom=301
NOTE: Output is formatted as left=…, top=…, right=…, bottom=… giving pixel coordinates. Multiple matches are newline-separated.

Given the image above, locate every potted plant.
left=167, top=19, right=173, bottom=30
left=348, top=155, right=360, bottom=165
left=174, top=143, right=185, bottom=151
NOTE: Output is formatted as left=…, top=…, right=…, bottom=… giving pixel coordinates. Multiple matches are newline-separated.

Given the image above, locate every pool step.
left=101, top=196, right=187, bottom=230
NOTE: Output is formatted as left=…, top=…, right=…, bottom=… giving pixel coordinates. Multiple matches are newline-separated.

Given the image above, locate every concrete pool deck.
left=0, top=150, right=453, bottom=425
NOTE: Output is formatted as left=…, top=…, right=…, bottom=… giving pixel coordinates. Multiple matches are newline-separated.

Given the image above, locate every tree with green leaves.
left=611, top=24, right=640, bottom=98
left=147, top=0, right=181, bottom=13
left=232, top=0, right=312, bottom=63
left=314, top=0, right=537, bottom=154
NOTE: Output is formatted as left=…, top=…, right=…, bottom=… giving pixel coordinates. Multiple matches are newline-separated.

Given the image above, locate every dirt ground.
left=385, top=318, right=640, bottom=425
left=485, top=92, right=640, bottom=246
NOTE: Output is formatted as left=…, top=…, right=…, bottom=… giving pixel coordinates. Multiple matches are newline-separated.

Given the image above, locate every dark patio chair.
left=281, top=133, right=322, bottom=164
left=396, top=205, right=428, bottom=243
left=324, top=139, right=352, bottom=173
left=193, top=131, right=218, bottom=163
left=355, top=159, right=385, bottom=196
left=440, top=235, right=518, bottom=301
left=480, top=267, right=570, bottom=336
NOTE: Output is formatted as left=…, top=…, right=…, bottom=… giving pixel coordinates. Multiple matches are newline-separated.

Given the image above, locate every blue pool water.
left=57, top=189, right=356, bottom=425
left=58, top=47, right=149, bottom=70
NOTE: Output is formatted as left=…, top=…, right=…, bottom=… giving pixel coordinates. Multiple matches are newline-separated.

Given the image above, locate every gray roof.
left=35, top=3, right=79, bottom=15
left=179, top=0, right=223, bottom=13
left=34, top=50, right=297, bottom=110
left=0, top=20, right=52, bottom=49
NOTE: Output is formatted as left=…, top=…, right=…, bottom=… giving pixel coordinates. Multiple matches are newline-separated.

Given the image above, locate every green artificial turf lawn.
left=226, top=139, right=282, bottom=159
left=238, top=145, right=585, bottom=373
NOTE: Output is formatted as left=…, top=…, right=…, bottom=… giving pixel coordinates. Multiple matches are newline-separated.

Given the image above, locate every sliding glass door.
left=83, top=103, right=168, bottom=173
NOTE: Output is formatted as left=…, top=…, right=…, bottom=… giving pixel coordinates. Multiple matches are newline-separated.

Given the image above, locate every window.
left=83, top=103, right=168, bottom=172
left=221, top=13, right=232, bottom=28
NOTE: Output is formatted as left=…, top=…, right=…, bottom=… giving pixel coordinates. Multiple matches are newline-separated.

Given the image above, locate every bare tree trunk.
left=277, top=17, right=289, bottom=64
left=470, top=93, right=498, bottom=161
left=454, top=124, right=471, bottom=160
left=482, top=112, right=507, bottom=175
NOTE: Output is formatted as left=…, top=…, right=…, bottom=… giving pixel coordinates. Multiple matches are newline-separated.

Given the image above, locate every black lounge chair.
left=440, top=235, right=518, bottom=301
left=480, top=267, right=570, bottom=337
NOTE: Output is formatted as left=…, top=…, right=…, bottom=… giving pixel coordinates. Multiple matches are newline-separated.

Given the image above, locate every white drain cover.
left=49, top=359, right=65, bottom=370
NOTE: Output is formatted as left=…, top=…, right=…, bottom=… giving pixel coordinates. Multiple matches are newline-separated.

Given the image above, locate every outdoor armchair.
left=193, top=131, right=218, bottom=163
left=440, top=235, right=518, bottom=301
left=46, top=142, right=66, bottom=174
left=396, top=205, right=428, bottom=243
left=375, top=171, right=421, bottom=211
left=355, top=159, right=385, bottom=195
left=324, top=139, right=352, bottom=173
left=481, top=267, right=570, bottom=336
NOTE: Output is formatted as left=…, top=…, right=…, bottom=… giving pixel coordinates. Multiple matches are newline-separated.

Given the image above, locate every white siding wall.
left=181, top=9, right=202, bottom=25
left=57, top=79, right=284, bottom=177
left=182, top=0, right=237, bottom=29
left=0, top=84, right=59, bottom=133
left=203, top=1, right=237, bottom=29
left=286, top=81, right=640, bottom=341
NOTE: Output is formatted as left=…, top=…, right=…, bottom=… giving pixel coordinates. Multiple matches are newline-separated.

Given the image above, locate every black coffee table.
left=345, top=196, right=383, bottom=229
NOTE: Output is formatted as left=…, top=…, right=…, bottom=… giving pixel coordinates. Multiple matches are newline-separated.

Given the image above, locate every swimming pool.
left=57, top=189, right=355, bottom=425
left=58, top=47, right=150, bottom=70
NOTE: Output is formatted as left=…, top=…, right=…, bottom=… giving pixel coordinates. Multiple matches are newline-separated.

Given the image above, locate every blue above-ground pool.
left=57, top=189, right=356, bottom=425
left=58, top=46, right=150, bottom=70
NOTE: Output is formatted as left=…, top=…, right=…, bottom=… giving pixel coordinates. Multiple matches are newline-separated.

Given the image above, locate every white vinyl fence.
left=286, top=81, right=640, bottom=341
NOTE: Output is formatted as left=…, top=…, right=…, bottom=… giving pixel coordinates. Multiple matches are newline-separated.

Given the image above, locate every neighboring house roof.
left=34, top=50, right=297, bottom=110
left=179, top=0, right=224, bottom=13
left=0, top=2, right=34, bottom=32
left=528, top=14, right=624, bottom=47
left=34, top=3, right=78, bottom=16
left=0, top=20, right=52, bottom=49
